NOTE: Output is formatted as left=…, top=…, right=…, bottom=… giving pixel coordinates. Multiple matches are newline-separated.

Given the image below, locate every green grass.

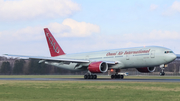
left=0, top=81, right=180, bottom=101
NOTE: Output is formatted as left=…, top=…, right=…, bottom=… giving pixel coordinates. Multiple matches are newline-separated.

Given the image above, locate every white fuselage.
left=46, top=46, right=176, bottom=71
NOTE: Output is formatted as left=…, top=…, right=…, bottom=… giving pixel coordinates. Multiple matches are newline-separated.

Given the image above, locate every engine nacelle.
left=136, top=67, right=156, bottom=73
left=88, top=61, right=108, bottom=73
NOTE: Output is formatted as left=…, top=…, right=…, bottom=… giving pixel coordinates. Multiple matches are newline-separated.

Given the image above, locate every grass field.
left=0, top=80, right=180, bottom=101
left=0, top=75, right=180, bottom=101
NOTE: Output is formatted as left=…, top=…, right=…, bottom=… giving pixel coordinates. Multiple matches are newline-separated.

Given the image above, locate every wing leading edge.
left=4, top=54, right=89, bottom=63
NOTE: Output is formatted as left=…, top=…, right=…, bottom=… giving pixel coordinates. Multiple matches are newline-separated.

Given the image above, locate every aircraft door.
left=126, top=55, right=129, bottom=60
left=150, top=50, right=155, bottom=58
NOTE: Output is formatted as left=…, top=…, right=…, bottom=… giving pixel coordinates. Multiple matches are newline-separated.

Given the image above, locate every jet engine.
left=136, top=67, right=156, bottom=73
left=88, top=61, right=108, bottom=73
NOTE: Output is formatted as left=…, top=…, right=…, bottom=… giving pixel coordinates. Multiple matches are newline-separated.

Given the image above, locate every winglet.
left=44, top=28, right=65, bottom=57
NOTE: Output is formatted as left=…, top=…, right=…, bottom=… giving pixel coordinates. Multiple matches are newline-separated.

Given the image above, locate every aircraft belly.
left=45, top=62, right=84, bottom=71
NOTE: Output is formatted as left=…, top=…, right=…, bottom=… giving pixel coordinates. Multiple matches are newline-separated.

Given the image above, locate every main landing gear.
left=111, top=74, right=124, bottom=79
left=84, top=71, right=97, bottom=79
left=84, top=74, right=97, bottom=79
left=111, top=69, right=124, bottom=79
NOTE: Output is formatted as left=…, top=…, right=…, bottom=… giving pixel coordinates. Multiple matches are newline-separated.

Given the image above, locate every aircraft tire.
left=120, top=75, right=124, bottom=79
left=84, top=75, right=97, bottom=79
left=87, top=75, right=90, bottom=79
left=163, top=72, right=165, bottom=75
left=90, top=75, right=93, bottom=79
left=111, top=75, right=115, bottom=79
left=84, top=75, right=88, bottom=79
left=117, top=75, right=120, bottom=79
left=94, top=75, right=97, bottom=79
left=115, top=75, right=118, bottom=79
left=160, top=72, right=165, bottom=76
left=93, top=75, right=97, bottom=79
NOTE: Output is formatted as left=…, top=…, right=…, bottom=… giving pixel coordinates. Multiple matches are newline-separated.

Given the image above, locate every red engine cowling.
left=88, top=61, right=108, bottom=73
left=136, top=67, right=156, bottom=73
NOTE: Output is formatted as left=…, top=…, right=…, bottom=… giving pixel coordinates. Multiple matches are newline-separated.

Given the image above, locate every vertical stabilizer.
left=44, top=28, right=65, bottom=57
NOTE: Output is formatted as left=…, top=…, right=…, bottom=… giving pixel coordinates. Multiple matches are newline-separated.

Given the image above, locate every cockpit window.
left=164, top=51, right=173, bottom=54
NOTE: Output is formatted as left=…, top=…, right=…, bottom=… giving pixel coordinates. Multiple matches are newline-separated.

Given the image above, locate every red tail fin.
left=44, top=28, right=65, bottom=57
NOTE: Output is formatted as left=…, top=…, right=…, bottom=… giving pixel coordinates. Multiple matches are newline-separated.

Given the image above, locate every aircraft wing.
left=4, top=54, right=119, bottom=64
left=4, top=54, right=90, bottom=63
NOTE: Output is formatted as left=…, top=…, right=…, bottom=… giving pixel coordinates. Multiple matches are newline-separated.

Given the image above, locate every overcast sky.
left=0, top=0, right=180, bottom=56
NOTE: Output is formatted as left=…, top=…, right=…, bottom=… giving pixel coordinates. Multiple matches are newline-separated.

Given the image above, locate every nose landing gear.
left=159, top=64, right=166, bottom=76
left=160, top=71, right=165, bottom=76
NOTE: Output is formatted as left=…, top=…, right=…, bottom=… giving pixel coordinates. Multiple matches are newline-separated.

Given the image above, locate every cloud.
left=123, top=30, right=180, bottom=41
left=47, top=19, right=100, bottom=37
left=163, top=1, right=180, bottom=16
left=0, top=0, right=80, bottom=21
left=0, top=19, right=100, bottom=42
left=0, top=18, right=100, bottom=55
left=150, top=4, right=158, bottom=11
left=0, top=26, right=43, bottom=42
left=62, top=19, right=100, bottom=37
left=171, top=1, right=180, bottom=12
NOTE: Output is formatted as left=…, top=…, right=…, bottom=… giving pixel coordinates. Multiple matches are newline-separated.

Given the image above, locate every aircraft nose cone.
left=172, top=54, right=177, bottom=60
left=169, top=54, right=177, bottom=61
left=164, top=53, right=177, bottom=63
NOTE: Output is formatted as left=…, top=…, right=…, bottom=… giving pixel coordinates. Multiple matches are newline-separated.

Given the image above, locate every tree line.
left=0, top=56, right=86, bottom=75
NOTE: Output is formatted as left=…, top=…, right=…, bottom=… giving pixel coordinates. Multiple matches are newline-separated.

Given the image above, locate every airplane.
left=5, top=28, right=178, bottom=79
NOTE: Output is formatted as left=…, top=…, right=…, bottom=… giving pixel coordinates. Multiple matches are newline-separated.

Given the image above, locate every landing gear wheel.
left=84, top=75, right=88, bottom=79
left=115, top=75, right=120, bottom=79
left=87, top=75, right=90, bottom=79
left=115, top=75, right=118, bottom=79
left=84, top=74, right=97, bottom=79
left=95, top=75, right=97, bottom=79
left=160, top=72, right=165, bottom=76
left=111, top=75, right=115, bottom=79
left=120, top=75, right=124, bottom=79
left=90, top=75, right=93, bottom=79
left=111, top=75, right=122, bottom=79
left=117, top=75, right=120, bottom=79
left=93, top=75, right=97, bottom=79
